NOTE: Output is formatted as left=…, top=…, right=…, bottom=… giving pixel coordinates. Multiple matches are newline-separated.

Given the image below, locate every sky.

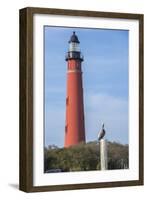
left=44, top=26, right=129, bottom=147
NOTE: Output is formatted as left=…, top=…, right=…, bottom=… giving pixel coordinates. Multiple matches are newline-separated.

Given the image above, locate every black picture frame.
left=19, top=7, right=144, bottom=192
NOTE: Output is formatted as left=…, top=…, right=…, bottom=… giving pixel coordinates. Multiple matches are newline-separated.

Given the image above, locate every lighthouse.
left=64, top=31, right=86, bottom=147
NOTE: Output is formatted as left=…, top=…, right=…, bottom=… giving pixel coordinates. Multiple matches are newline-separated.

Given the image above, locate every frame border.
left=19, top=7, right=144, bottom=192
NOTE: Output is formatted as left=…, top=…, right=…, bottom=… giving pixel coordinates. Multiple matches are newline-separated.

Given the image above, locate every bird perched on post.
left=98, top=123, right=106, bottom=141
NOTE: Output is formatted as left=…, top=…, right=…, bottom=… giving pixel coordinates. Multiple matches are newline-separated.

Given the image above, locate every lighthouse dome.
left=69, top=31, right=80, bottom=43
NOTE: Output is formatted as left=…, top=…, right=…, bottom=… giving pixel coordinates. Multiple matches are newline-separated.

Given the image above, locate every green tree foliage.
left=107, top=142, right=128, bottom=169
left=44, top=141, right=128, bottom=172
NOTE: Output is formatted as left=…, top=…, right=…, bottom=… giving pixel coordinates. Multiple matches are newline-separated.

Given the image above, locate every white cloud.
left=84, top=93, right=128, bottom=144
left=45, top=107, right=65, bottom=147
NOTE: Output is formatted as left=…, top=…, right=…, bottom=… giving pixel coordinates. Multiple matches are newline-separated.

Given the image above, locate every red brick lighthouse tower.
left=64, top=31, right=85, bottom=147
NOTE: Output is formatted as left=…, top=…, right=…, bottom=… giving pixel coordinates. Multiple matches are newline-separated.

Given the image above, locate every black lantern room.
left=66, top=31, right=83, bottom=61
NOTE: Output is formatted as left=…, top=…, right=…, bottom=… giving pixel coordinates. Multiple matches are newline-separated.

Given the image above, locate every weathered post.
left=100, top=138, right=108, bottom=170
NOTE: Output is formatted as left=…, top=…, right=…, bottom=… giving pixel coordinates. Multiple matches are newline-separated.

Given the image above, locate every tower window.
left=76, top=63, right=79, bottom=69
left=65, top=125, right=68, bottom=133
left=66, top=97, right=69, bottom=105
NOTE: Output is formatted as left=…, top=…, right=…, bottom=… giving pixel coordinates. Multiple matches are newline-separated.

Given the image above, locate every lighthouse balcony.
left=65, top=51, right=84, bottom=61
